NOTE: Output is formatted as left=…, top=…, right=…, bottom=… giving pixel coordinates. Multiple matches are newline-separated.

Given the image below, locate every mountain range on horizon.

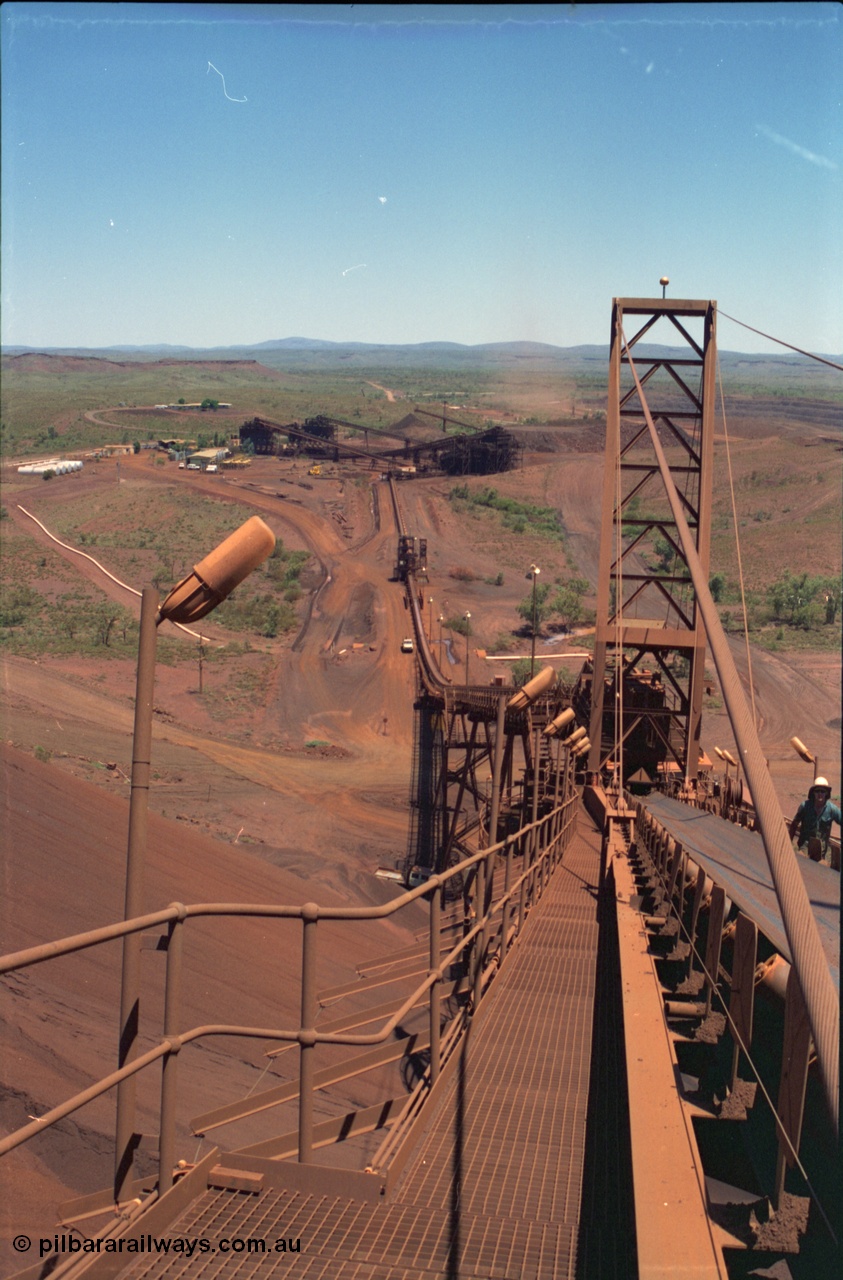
left=2, top=336, right=835, bottom=371
left=3, top=337, right=611, bottom=357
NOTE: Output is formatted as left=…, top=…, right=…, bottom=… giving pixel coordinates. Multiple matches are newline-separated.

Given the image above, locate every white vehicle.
left=401, top=637, right=415, bottom=653
left=206, top=464, right=218, bottom=473
left=374, top=867, right=404, bottom=883
left=407, top=865, right=433, bottom=888
left=186, top=463, right=200, bottom=470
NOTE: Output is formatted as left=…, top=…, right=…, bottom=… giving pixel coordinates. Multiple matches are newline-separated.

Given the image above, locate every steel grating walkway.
left=117, top=819, right=606, bottom=1280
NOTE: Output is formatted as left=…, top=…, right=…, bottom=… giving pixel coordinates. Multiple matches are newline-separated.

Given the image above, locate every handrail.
left=0, top=475, right=584, bottom=1209
left=0, top=791, right=579, bottom=1193
left=0, top=813, right=552, bottom=976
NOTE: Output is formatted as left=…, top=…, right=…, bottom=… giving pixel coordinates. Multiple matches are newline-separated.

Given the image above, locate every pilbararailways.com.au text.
left=38, top=1234, right=301, bottom=1259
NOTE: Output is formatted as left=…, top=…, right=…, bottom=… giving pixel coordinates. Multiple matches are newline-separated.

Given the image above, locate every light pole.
left=428, top=596, right=434, bottom=643
left=529, top=564, right=541, bottom=678
left=115, top=516, right=275, bottom=1202
left=790, top=735, right=819, bottom=782
left=464, top=612, right=471, bottom=685
left=438, top=613, right=444, bottom=667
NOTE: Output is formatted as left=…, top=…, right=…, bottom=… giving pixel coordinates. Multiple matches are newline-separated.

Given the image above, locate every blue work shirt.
left=793, top=798, right=842, bottom=855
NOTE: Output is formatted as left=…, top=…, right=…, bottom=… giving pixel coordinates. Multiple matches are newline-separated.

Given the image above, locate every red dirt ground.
left=1, top=438, right=839, bottom=1268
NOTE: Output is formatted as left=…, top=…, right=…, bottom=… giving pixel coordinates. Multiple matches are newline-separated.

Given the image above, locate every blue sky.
left=2, top=2, right=841, bottom=354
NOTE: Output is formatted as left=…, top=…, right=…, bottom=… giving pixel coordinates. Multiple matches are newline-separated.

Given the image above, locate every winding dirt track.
left=5, top=447, right=837, bottom=820
left=0, top=442, right=839, bottom=1261
left=0, top=456, right=429, bottom=1258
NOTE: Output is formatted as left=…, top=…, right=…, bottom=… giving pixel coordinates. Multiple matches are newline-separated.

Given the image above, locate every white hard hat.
left=810, top=776, right=831, bottom=791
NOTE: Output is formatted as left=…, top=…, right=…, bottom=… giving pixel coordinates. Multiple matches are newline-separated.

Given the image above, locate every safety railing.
left=0, top=789, right=578, bottom=1202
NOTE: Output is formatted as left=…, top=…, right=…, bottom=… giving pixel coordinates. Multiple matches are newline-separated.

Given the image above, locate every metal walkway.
left=114, top=821, right=607, bottom=1280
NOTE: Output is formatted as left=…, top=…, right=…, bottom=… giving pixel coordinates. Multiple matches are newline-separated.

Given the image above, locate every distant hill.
left=3, top=337, right=838, bottom=376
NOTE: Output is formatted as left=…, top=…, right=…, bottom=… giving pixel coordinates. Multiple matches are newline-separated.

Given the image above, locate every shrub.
left=551, top=578, right=589, bottom=628
left=517, top=582, right=552, bottom=633
left=0, top=585, right=38, bottom=627
left=216, top=591, right=297, bottom=637
left=448, top=485, right=564, bottom=541
left=510, top=658, right=534, bottom=687
left=766, top=571, right=840, bottom=631
left=445, top=614, right=472, bottom=637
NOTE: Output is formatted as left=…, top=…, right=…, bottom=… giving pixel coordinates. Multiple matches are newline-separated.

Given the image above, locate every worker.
left=788, top=778, right=841, bottom=869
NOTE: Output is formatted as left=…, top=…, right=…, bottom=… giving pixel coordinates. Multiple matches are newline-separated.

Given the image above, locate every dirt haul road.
left=1, top=455, right=431, bottom=1258
left=0, top=441, right=838, bottom=1263
left=4, top=448, right=838, bottom=828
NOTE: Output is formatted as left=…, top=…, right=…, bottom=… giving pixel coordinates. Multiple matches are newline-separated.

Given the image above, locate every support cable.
left=715, top=352, right=757, bottom=728
left=717, top=311, right=843, bottom=373
left=620, top=325, right=839, bottom=1137
left=614, top=426, right=624, bottom=795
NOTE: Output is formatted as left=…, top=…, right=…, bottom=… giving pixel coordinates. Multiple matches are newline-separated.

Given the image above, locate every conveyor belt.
left=642, top=795, right=840, bottom=989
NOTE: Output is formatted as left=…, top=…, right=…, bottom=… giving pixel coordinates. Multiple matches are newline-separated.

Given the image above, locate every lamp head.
left=507, top=665, right=556, bottom=710
left=543, top=706, right=576, bottom=737
left=159, top=516, right=276, bottom=625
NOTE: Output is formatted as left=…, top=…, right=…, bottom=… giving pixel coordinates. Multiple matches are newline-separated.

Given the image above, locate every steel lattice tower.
left=587, top=297, right=716, bottom=785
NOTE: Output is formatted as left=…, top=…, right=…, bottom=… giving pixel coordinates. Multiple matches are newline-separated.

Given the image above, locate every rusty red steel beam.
left=622, top=330, right=839, bottom=1137
left=613, top=850, right=729, bottom=1278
